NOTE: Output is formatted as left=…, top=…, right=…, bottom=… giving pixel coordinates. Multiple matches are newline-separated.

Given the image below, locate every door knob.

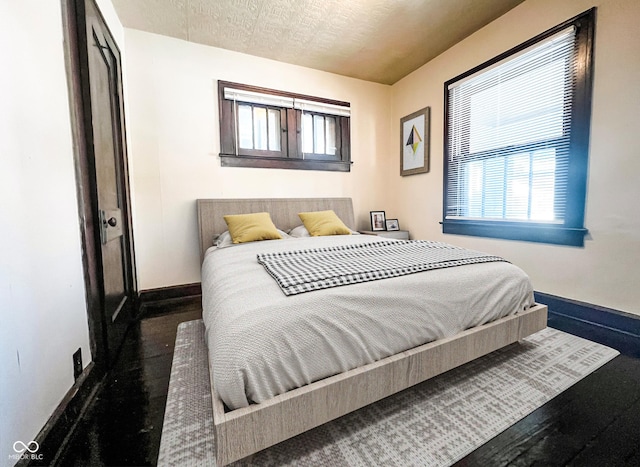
left=107, top=217, right=117, bottom=227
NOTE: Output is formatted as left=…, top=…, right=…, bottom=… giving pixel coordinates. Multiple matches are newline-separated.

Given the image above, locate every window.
left=218, top=81, right=351, bottom=172
left=443, top=9, right=595, bottom=246
left=238, top=104, right=281, bottom=152
left=302, top=113, right=336, bottom=156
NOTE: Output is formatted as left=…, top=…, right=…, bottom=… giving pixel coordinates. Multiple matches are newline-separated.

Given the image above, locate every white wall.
left=0, top=1, right=122, bottom=465
left=389, top=0, right=640, bottom=315
left=123, top=30, right=393, bottom=290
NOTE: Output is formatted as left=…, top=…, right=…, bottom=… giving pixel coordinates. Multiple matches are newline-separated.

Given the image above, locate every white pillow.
left=214, top=229, right=290, bottom=248
left=214, top=231, right=234, bottom=248
left=288, top=225, right=311, bottom=238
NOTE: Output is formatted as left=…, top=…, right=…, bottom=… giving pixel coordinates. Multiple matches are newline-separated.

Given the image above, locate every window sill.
left=441, top=220, right=588, bottom=247
left=220, top=154, right=351, bottom=172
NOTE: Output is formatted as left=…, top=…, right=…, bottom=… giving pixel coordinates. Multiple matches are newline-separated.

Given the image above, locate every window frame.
left=442, top=8, right=595, bottom=247
left=235, top=103, right=286, bottom=157
left=298, top=111, right=343, bottom=160
left=218, top=81, right=351, bottom=172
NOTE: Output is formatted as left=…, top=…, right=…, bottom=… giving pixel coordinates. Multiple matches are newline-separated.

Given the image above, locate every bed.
left=197, top=197, right=548, bottom=466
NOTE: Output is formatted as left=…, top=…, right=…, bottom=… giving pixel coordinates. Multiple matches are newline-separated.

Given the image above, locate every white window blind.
left=294, top=98, right=351, bottom=117
left=223, top=87, right=294, bottom=108
left=445, top=27, right=577, bottom=224
left=223, top=88, right=351, bottom=117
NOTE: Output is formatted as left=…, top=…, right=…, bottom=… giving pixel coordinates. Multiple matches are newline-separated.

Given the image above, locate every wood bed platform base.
left=211, top=303, right=548, bottom=465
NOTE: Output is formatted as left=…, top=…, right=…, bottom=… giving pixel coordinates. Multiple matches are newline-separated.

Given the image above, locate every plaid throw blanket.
left=257, top=240, right=507, bottom=296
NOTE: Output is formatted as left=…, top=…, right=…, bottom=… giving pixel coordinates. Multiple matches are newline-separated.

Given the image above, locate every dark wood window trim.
left=442, top=8, right=595, bottom=247
left=218, top=81, right=351, bottom=172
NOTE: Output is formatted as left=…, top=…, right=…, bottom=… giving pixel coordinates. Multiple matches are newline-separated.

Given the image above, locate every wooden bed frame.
left=197, top=197, right=548, bottom=466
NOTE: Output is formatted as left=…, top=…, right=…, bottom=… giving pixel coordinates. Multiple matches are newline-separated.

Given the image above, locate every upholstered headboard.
left=196, top=198, right=355, bottom=261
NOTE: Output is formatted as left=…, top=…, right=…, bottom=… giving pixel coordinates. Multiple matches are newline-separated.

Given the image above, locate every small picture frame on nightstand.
left=370, top=211, right=386, bottom=231
left=386, top=219, right=400, bottom=231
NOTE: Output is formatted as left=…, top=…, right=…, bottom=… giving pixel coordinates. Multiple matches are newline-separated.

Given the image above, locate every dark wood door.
left=74, top=0, right=136, bottom=366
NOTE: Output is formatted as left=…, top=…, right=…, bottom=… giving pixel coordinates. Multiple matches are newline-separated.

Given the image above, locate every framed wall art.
left=386, top=219, right=400, bottom=231
left=400, top=106, right=430, bottom=176
left=370, top=211, right=386, bottom=231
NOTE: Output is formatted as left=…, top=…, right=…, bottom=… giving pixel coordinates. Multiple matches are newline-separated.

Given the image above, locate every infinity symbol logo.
left=13, top=441, right=39, bottom=453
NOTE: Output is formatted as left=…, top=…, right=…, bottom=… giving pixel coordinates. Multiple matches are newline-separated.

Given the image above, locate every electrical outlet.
left=73, top=348, right=83, bottom=381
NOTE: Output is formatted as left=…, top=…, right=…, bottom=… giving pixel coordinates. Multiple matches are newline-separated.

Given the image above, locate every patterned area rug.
left=158, top=320, right=618, bottom=467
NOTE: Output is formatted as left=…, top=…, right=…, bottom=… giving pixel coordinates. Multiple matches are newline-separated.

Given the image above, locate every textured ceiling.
left=112, top=0, right=525, bottom=85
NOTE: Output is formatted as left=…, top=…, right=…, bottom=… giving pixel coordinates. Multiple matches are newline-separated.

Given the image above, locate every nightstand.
left=359, top=230, right=410, bottom=240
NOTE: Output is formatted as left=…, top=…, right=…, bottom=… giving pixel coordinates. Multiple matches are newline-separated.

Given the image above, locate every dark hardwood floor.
left=54, top=299, right=640, bottom=466
left=54, top=299, right=202, bottom=467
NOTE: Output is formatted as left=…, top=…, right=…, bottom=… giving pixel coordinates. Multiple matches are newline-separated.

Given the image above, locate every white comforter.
left=202, top=235, right=534, bottom=410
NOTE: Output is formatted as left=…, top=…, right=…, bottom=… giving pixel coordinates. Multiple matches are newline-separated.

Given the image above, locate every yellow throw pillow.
left=298, top=210, right=351, bottom=236
left=223, top=212, right=283, bottom=244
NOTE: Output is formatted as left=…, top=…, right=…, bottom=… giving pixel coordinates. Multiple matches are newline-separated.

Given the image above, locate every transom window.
left=443, top=9, right=595, bottom=246
left=238, top=104, right=281, bottom=152
left=302, top=113, right=336, bottom=156
left=218, top=81, right=351, bottom=172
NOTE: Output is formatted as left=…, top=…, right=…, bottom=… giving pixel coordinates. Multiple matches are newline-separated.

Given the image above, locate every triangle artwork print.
left=401, top=107, right=429, bottom=176
left=406, top=124, right=422, bottom=154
